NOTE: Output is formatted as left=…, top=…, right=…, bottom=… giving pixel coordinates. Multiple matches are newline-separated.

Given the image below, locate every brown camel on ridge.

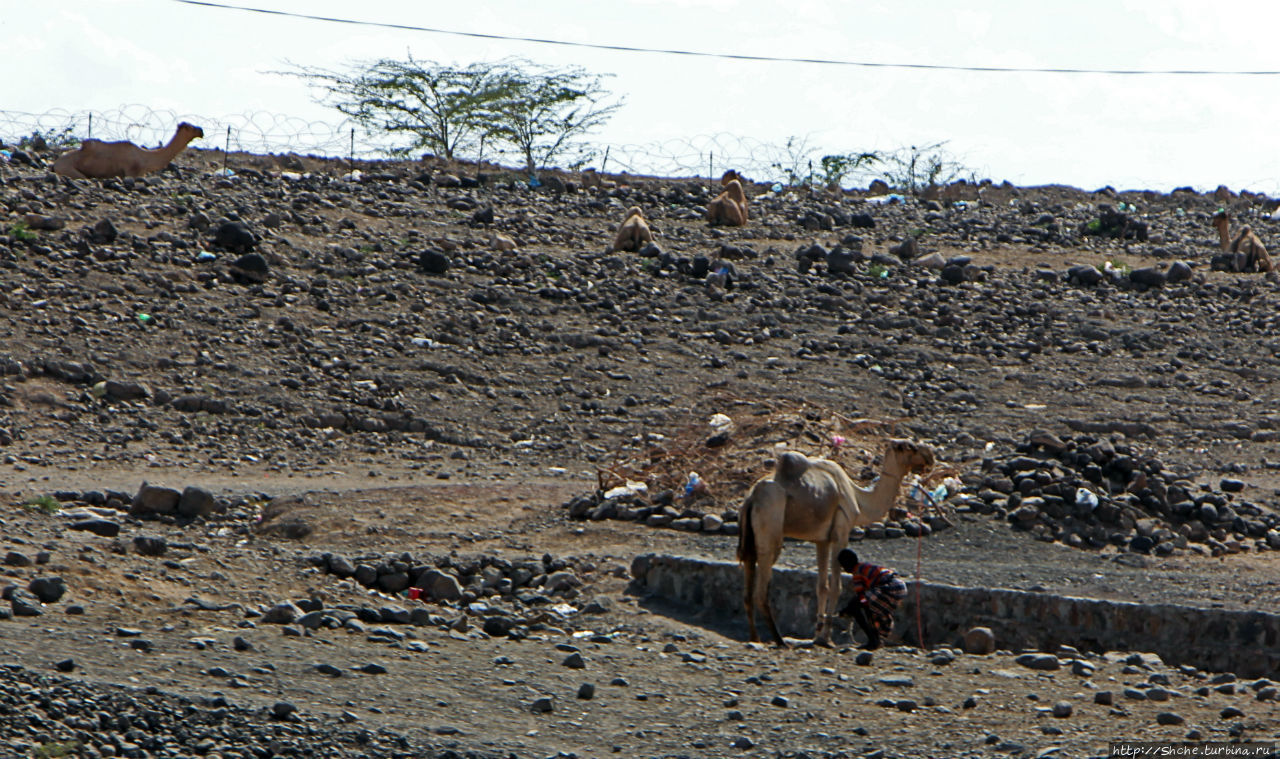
left=53, top=122, right=204, bottom=179
left=1212, top=210, right=1271, bottom=273
left=707, top=177, right=749, bottom=226
left=612, top=206, right=653, bottom=252
left=737, top=439, right=935, bottom=647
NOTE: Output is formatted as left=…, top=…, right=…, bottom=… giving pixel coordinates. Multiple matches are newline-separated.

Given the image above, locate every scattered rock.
left=963, top=626, right=996, bottom=655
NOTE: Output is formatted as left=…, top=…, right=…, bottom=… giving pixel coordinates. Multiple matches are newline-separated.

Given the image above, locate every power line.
left=170, top=0, right=1280, bottom=76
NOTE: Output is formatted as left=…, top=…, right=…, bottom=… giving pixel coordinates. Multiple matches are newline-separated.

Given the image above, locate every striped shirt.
left=848, top=563, right=896, bottom=598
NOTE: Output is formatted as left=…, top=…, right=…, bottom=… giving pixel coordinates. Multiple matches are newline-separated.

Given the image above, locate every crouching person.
left=837, top=548, right=906, bottom=650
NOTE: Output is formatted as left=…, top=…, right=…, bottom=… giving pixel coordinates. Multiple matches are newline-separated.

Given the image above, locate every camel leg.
left=755, top=559, right=786, bottom=647
left=743, top=559, right=760, bottom=643
left=813, top=542, right=832, bottom=646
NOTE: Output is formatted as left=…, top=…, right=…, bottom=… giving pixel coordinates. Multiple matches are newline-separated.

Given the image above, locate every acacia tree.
left=486, top=60, right=623, bottom=175
left=281, top=56, right=514, bottom=160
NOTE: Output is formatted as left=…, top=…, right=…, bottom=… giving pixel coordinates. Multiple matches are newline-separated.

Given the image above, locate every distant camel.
left=737, top=439, right=935, bottom=647
left=53, top=122, right=204, bottom=179
left=612, top=207, right=653, bottom=252
left=707, top=172, right=749, bottom=226
left=1213, top=210, right=1271, bottom=273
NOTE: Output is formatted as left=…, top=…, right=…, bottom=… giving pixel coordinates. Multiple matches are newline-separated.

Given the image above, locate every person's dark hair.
left=837, top=548, right=859, bottom=571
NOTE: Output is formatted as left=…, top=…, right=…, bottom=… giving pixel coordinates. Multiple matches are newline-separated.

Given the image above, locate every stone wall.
left=629, top=553, right=1280, bottom=678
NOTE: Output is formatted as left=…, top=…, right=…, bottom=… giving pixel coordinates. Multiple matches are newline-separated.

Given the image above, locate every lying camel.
left=1213, top=210, right=1271, bottom=273
left=738, top=439, right=934, bottom=647
left=612, top=207, right=653, bottom=252
left=707, top=176, right=749, bottom=227
left=53, top=122, right=204, bottom=179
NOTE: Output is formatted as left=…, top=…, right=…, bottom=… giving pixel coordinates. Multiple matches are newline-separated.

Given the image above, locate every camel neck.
left=859, top=472, right=906, bottom=521
left=160, top=132, right=191, bottom=158
left=1218, top=223, right=1231, bottom=252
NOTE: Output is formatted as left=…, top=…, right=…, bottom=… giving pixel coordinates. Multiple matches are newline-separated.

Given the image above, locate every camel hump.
left=774, top=451, right=810, bottom=482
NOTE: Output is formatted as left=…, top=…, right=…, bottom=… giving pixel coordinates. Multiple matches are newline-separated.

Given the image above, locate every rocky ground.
left=0, top=143, right=1278, bottom=757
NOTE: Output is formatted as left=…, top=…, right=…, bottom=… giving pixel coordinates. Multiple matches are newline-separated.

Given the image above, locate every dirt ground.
left=1, top=146, right=1279, bottom=757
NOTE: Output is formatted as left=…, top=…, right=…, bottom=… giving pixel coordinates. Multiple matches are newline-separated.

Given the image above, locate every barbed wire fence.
left=0, top=105, right=890, bottom=187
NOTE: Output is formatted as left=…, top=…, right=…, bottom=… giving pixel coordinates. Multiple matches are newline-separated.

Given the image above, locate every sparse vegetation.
left=878, top=140, right=975, bottom=194
left=34, top=741, right=83, bottom=759
left=22, top=494, right=60, bottom=514
left=8, top=221, right=36, bottom=242
left=285, top=56, right=622, bottom=174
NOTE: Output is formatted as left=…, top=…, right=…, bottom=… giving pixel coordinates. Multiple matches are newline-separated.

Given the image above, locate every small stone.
left=562, top=652, right=585, bottom=669
left=896, top=699, right=918, bottom=712
left=314, top=663, right=343, bottom=677
left=272, top=702, right=297, bottom=720
left=855, top=651, right=875, bottom=666
left=731, top=736, right=754, bottom=750
left=1094, top=691, right=1114, bottom=705
left=132, top=483, right=182, bottom=516
left=1156, top=712, right=1184, bottom=725
left=177, top=486, right=217, bottom=519
left=530, top=696, right=554, bottom=714
left=2, top=551, right=31, bottom=567
left=357, top=663, right=387, bottom=675
left=233, top=636, right=253, bottom=651
left=132, top=536, right=168, bottom=557
left=771, top=695, right=789, bottom=707
left=54, top=658, right=75, bottom=673
left=1220, top=478, right=1246, bottom=493
left=417, top=250, right=449, bottom=275
left=1015, top=653, right=1061, bottom=671
left=27, top=576, right=66, bottom=604
left=577, top=683, right=595, bottom=700
left=1220, top=706, right=1245, bottom=719
left=963, top=627, right=996, bottom=655
left=260, top=602, right=303, bottom=624
left=68, top=519, right=120, bottom=537
left=10, top=589, right=43, bottom=617
left=1052, top=701, right=1073, bottom=718
left=214, top=221, right=258, bottom=253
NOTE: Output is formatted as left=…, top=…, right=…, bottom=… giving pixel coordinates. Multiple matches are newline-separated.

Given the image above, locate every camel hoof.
left=814, top=638, right=834, bottom=649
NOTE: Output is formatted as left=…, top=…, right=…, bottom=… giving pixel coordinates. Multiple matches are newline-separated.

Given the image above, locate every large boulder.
left=177, top=486, right=217, bottom=519
left=415, top=569, right=463, bottom=602
left=132, top=484, right=181, bottom=516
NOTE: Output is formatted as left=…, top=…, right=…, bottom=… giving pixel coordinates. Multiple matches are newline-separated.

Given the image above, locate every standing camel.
left=737, top=439, right=935, bottom=647
left=53, top=122, right=204, bottom=179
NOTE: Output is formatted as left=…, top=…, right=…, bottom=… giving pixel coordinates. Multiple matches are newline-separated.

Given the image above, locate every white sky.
left=5, top=0, right=1280, bottom=193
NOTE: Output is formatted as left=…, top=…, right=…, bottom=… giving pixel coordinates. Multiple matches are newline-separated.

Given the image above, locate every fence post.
left=601, top=146, right=610, bottom=174
left=87, top=113, right=93, bottom=140
left=709, top=151, right=713, bottom=190
left=223, top=126, right=231, bottom=176
left=349, top=127, right=355, bottom=174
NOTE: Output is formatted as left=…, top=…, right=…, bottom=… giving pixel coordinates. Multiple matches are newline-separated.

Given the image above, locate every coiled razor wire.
left=0, top=105, right=869, bottom=184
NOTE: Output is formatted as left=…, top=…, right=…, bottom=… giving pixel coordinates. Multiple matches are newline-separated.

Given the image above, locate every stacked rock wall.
left=629, top=553, right=1280, bottom=677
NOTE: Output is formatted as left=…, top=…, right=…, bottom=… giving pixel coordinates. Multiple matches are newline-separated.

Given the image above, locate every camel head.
left=1213, top=211, right=1232, bottom=251
left=720, top=169, right=743, bottom=186
left=882, top=438, right=935, bottom=478
left=625, top=206, right=644, bottom=221
left=177, top=122, right=205, bottom=142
